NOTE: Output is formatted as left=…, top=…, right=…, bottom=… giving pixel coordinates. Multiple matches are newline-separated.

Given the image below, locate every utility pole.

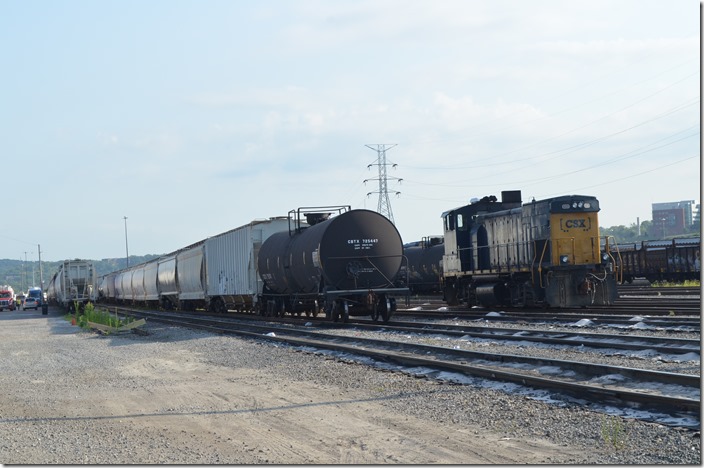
left=38, top=244, right=43, bottom=292
left=23, top=252, right=27, bottom=291
left=364, top=144, right=402, bottom=224
left=124, top=216, right=129, bottom=268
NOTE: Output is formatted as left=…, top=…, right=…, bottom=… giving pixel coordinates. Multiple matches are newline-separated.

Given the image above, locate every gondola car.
left=614, top=237, right=700, bottom=283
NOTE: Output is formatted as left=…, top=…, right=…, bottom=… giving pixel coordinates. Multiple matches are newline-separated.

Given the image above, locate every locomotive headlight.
left=560, top=255, right=570, bottom=264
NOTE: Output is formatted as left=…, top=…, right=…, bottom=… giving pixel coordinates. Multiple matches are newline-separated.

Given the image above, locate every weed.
left=76, top=302, right=135, bottom=330
left=600, top=415, right=627, bottom=450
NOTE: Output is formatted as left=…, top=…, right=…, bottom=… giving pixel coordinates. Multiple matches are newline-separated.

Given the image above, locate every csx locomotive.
left=441, top=190, right=618, bottom=308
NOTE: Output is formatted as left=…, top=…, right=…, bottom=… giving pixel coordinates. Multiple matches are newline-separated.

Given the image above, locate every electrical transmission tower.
left=364, top=144, right=402, bottom=224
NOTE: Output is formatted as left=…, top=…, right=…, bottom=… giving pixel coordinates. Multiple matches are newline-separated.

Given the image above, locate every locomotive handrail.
left=604, top=236, right=624, bottom=284
left=535, top=239, right=550, bottom=288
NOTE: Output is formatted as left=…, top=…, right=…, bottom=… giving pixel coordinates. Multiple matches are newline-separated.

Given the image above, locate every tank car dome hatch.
left=305, top=212, right=331, bottom=225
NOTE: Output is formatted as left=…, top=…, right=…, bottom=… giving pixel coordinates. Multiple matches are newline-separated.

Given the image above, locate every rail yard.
left=0, top=284, right=699, bottom=464
left=7, top=193, right=700, bottom=464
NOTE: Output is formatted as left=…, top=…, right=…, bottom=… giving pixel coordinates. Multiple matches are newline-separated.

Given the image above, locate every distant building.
left=651, top=200, right=696, bottom=237
left=693, top=203, right=701, bottom=227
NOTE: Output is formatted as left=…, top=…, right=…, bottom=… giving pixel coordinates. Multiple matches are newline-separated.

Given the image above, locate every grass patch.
left=71, top=302, right=136, bottom=330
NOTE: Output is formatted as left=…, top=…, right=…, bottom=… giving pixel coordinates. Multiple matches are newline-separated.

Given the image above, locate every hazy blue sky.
left=1, top=0, right=699, bottom=262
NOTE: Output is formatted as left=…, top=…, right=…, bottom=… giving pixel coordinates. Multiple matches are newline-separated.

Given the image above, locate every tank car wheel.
left=380, top=296, right=395, bottom=323
left=330, top=300, right=345, bottom=322
left=342, top=301, right=350, bottom=323
left=380, top=307, right=389, bottom=323
left=370, top=302, right=380, bottom=322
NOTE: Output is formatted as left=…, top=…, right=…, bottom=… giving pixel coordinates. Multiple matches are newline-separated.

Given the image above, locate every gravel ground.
left=0, top=308, right=700, bottom=464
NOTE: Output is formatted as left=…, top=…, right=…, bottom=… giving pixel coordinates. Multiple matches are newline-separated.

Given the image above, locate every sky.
left=0, top=0, right=700, bottom=262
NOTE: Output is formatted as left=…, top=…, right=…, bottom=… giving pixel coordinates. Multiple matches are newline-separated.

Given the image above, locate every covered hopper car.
left=97, top=217, right=292, bottom=313
left=46, top=259, right=97, bottom=311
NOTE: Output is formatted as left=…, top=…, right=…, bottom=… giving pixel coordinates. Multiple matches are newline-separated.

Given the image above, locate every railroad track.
left=341, top=319, right=700, bottom=357
left=396, top=307, right=701, bottom=329
left=112, top=307, right=700, bottom=429
left=398, top=295, right=701, bottom=316
left=617, top=286, right=701, bottom=296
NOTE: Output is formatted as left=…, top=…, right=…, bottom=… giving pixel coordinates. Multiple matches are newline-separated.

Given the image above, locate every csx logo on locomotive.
left=560, top=218, right=591, bottom=231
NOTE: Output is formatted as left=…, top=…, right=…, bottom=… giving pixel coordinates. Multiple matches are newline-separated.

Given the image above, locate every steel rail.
left=339, top=320, right=700, bottom=355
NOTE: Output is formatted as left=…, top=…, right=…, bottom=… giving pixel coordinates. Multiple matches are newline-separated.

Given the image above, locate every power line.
left=363, top=144, right=402, bottom=224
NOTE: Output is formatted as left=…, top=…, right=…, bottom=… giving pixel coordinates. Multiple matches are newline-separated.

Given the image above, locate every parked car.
left=23, top=296, right=39, bottom=310
left=27, top=287, right=42, bottom=307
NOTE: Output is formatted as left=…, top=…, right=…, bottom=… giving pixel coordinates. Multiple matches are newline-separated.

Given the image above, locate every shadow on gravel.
left=0, top=391, right=418, bottom=424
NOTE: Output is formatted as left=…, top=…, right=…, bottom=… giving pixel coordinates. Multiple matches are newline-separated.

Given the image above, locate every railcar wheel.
left=380, top=296, right=394, bottom=323
left=371, top=303, right=380, bottom=322
left=342, top=301, right=350, bottom=323
left=210, top=297, right=227, bottom=313
left=444, top=284, right=459, bottom=306
left=332, top=301, right=340, bottom=322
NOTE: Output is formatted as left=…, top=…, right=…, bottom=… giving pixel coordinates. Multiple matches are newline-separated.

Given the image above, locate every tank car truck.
left=441, top=190, right=618, bottom=308
left=257, top=206, right=409, bottom=323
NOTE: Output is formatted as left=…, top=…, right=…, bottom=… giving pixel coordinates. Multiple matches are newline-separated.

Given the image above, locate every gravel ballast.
left=0, top=309, right=700, bottom=464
